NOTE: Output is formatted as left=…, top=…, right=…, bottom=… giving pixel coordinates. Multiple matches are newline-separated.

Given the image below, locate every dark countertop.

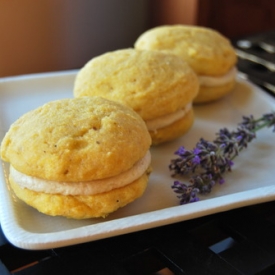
left=1, top=201, right=275, bottom=275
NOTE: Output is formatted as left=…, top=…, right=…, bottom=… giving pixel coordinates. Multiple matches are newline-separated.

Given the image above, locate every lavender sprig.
left=169, top=112, right=275, bottom=205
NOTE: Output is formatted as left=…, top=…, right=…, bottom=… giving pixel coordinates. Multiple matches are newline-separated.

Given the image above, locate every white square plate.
left=1, top=70, right=275, bottom=250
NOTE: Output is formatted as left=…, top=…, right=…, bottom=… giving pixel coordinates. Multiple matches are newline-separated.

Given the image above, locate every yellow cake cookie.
left=134, top=25, right=237, bottom=103
left=1, top=97, right=152, bottom=219
left=73, top=48, right=199, bottom=145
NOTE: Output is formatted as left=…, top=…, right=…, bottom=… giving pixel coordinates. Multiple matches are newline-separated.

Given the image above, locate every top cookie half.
left=134, top=25, right=237, bottom=77
left=73, top=48, right=199, bottom=121
left=1, top=97, right=151, bottom=182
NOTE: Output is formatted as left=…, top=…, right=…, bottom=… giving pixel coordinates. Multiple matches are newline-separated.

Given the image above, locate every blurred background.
left=1, top=0, right=275, bottom=77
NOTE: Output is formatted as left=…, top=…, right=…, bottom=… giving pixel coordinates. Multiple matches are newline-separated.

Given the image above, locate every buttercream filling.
left=145, top=103, right=192, bottom=131
left=199, top=67, right=237, bottom=87
left=10, top=151, right=151, bottom=196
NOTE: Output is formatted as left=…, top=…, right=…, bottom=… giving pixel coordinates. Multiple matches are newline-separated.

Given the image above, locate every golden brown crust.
left=150, top=108, right=194, bottom=145
left=1, top=97, right=151, bottom=181
left=73, top=48, right=199, bottom=121
left=134, top=25, right=237, bottom=76
left=194, top=80, right=236, bottom=104
left=9, top=169, right=151, bottom=219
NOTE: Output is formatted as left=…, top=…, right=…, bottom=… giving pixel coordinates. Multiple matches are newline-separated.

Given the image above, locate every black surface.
left=233, top=29, right=275, bottom=95
left=0, top=201, right=275, bottom=274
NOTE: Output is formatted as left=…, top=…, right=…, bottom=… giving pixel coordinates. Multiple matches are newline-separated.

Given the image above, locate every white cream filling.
left=145, top=103, right=192, bottom=131
left=10, top=151, right=151, bottom=196
left=199, top=67, right=237, bottom=87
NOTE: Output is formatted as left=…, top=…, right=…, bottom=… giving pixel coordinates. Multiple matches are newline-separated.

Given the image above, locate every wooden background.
left=1, top=0, right=275, bottom=77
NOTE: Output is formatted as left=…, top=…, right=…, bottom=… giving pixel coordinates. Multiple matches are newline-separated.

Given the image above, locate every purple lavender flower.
left=171, top=181, right=200, bottom=204
left=169, top=111, right=275, bottom=205
left=192, top=155, right=201, bottom=165
left=175, top=146, right=185, bottom=156
left=193, top=148, right=201, bottom=155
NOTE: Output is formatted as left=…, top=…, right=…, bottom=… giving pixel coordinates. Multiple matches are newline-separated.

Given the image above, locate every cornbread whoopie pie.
left=0, top=97, right=152, bottom=219
left=134, top=25, right=237, bottom=103
left=73, top=48, right=199, bottom=145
